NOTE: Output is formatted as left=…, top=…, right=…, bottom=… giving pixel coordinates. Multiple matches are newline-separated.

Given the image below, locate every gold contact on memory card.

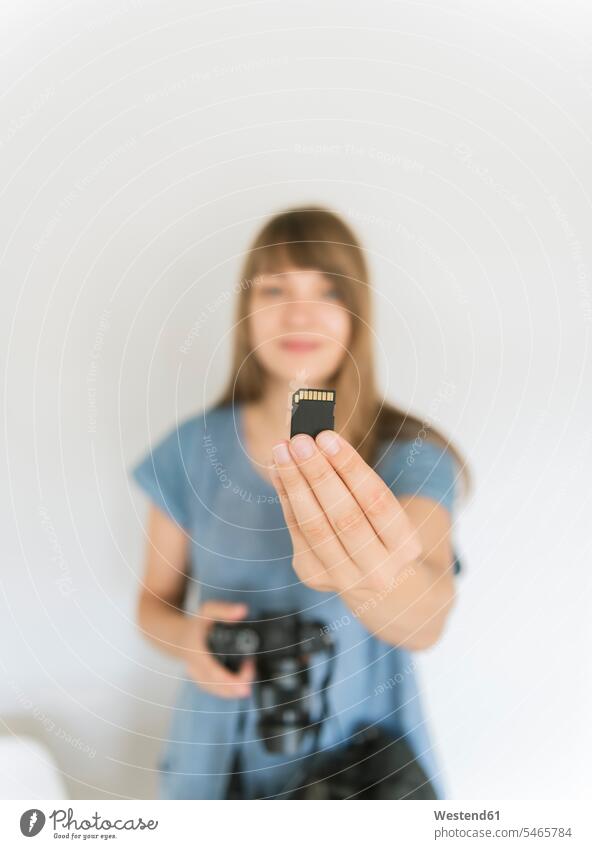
left=293, top=390, right=334, bottom=403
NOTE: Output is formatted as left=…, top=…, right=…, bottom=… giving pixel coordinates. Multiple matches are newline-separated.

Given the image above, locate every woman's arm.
left=136, top=505, right=255, bottom=697
left=136, top=504, right=192, bottom=659
left=269, top=432, right=457, bottom=651
left=339, top=495, right=456, bottom=650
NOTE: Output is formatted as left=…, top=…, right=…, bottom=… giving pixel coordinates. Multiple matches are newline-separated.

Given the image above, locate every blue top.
left=130, top=402, right=459, bottom=799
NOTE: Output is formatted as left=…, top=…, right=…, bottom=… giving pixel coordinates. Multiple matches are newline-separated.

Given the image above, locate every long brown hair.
left=213, top=205, right=470, bottom=495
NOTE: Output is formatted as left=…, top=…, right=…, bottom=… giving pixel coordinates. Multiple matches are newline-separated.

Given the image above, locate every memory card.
left=290, top=388, right=336, bottom=439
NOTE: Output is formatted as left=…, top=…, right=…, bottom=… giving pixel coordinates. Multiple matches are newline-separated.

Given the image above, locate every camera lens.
left=235, top=629, right=259, bottom=654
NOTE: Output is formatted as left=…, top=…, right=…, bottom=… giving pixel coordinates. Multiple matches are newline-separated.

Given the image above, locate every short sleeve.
left=129, top=418, right=197, bottom=532
left=379, top=438, right=462, bottom=574
left=380, top=438, right=458, bottom=516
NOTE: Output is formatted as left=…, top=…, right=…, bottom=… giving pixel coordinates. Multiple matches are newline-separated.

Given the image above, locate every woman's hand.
left=269, top=431, right=423, bottom=601
left=179, top=600, right=255, bottom=698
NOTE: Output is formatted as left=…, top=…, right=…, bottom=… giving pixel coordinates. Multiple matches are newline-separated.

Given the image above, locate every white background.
left=1, top=0, right=591, bottom=800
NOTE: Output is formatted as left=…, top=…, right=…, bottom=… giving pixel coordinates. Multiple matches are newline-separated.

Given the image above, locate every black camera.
left=282, top=724, right=438, bottom=799
left=207, top=611, right=334, bottom=754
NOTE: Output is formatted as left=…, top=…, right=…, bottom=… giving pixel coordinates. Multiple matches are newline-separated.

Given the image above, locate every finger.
left=188, top=651, right=252, bottom=698
left=199, top=600, right=248, bottom=623
left=269, top=463, right=306, bottom=538
left=199, top=655, right=255, bottom=699
left=315, top=430, right=422, bottom=562
left=272, top=441, right=361, bottom=589
left=287, top=434, right=390, bottom=575
left=269, top=465, right=336, bottom=591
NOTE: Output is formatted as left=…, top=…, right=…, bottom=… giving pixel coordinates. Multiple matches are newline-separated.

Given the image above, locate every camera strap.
left=310, top=639, right=337, bottom=750
left=225, top=705, right=248, bottom=799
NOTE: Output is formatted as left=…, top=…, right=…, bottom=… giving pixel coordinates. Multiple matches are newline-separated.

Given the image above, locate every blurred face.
left=247, top=268, right=352, bottom=385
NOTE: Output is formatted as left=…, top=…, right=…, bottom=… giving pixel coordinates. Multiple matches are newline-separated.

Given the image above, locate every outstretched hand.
left=269, top=431, right=423, bottom=600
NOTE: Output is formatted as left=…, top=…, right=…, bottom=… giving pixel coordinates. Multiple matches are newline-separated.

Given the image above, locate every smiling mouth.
left=278, top=339, right=321, bottom=352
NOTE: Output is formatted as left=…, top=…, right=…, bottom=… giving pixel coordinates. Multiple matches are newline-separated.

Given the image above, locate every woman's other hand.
left=179, top=600, right=255, bottom=699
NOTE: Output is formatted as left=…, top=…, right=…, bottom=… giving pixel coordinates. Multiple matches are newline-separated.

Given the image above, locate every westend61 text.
left=434, top=810, right=500, bottom=821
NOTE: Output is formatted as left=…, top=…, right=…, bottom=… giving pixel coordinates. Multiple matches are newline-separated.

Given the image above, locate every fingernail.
left=272, top=442, right=291, bottom=465
left=290, top=434, right=314, bottom=459
left=316, top=430, right=341, bottom=456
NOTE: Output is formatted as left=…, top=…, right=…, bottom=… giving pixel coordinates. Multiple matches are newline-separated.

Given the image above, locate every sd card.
left=290, top=388, right=336, bottom=439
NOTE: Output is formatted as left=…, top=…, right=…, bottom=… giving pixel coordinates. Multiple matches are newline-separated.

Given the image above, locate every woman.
left=130, top=205, right=466, bottom=799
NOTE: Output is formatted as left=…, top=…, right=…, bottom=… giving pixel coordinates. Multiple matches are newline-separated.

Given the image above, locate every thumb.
left=199, top=600, right=248, bottom=624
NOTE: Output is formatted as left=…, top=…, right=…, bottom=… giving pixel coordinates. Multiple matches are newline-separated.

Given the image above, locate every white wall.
left=1, top=0, right=590, bottom=799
